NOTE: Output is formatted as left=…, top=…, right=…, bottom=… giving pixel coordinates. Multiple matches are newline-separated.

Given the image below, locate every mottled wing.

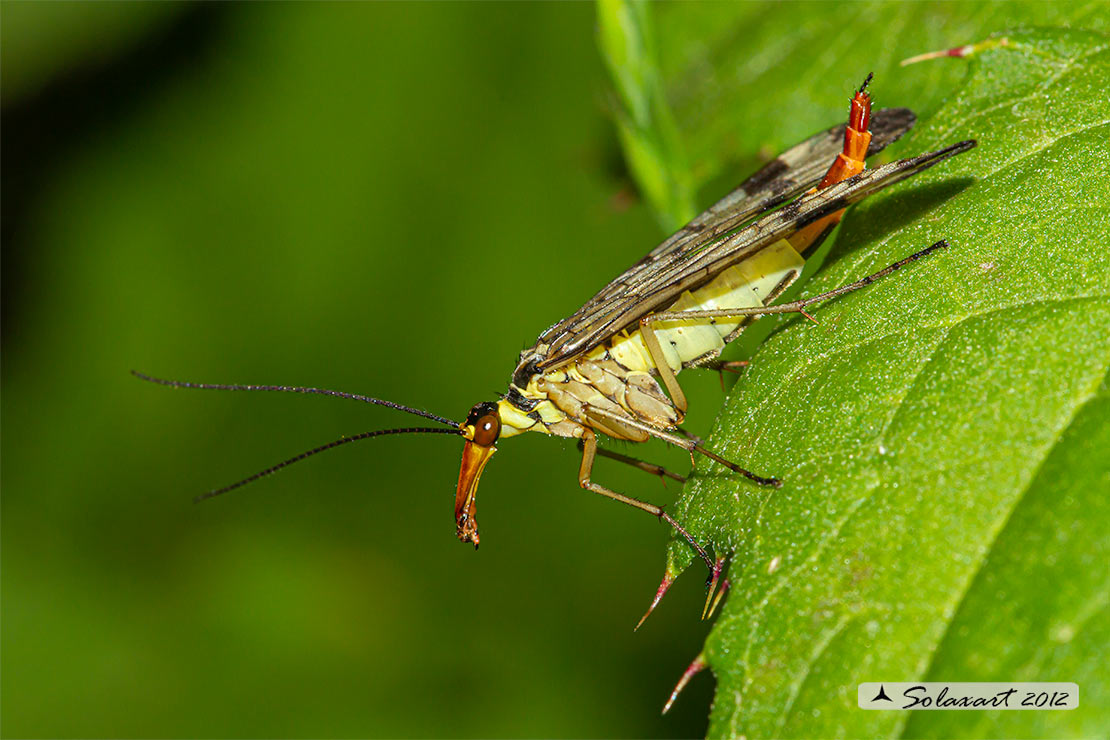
left=535, top=139, right=976, bottom=370
left=568, top=108, right=915, bottom=312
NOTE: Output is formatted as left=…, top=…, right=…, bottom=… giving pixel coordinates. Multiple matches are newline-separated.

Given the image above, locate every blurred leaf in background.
left=599, top=2, right=1108, bottom=739
left=2, top=2, right=1106, bottom=739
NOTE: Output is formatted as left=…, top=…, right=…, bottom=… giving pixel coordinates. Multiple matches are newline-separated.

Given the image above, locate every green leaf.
left=903, top=389, right=1110, bottom=739
left=601, top=6, right=1109, bottom=738
left=597, top=0, right=697, bottom=230
left=615, top=2, right=1106, bottom=218
left=688, top=28, right=1109, bottom=740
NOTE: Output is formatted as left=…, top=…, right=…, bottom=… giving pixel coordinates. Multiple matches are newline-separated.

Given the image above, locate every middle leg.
left=577, top=438, right=686, bottom=484
left=577, top=428, right=713, bottom=570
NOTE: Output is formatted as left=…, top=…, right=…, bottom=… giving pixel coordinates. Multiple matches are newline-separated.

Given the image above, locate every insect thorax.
left=497, top=347, right=678, bottom=443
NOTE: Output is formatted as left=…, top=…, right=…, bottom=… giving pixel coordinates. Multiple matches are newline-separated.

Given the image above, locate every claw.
left=635, top=571, right=675, bottom=631
left=701, top=555, right=727, bottom=619
left=662, top=653, right=707, bottom=715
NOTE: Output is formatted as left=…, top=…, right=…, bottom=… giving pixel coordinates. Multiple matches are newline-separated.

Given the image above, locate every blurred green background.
left=2, top=3, right=722, bottom=737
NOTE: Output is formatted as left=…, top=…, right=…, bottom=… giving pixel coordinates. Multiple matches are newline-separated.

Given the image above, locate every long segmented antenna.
left=195, top=426, right=463, bottom=503
left=132, top=370, right=457, bottom=427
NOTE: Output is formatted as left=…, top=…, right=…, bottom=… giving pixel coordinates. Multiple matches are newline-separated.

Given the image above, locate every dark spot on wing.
left=743, top=157, right=790, bottom=192
left=779, top=198, right=803, bottom=221
left=813, top=196, right=849, bottom=219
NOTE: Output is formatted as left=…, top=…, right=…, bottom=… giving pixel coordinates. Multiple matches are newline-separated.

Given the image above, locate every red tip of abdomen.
left=849, top=89, right=871, bottom=133
left=818, top=89, right=872, bottom=188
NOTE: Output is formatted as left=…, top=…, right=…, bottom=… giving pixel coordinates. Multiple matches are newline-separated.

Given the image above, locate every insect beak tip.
left=455, top=440, right=496, bottom=549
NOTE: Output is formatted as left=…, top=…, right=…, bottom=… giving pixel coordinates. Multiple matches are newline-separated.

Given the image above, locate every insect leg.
left=577, top=439, right=686, bottom=484
left=686, top=268, right=800, bottom=389
left=646, top=264, right=800, bottom=398
left=638, top=316, right=689, bottom=415
left=647, top=240, right=949, bottom=326
left=577, top=428, right=714, bottom=570
left=717, top=269, right=799, bottom=347
left=702, top=360, right=750, bottom=393
left=581, top=410, right=770, bottom=626
left=586, top=406, right=781, bottom=487
left=700, top=359, right=749, bottom=374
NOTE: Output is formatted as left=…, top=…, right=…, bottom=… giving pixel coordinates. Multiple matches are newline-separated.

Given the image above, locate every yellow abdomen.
left=601, top=239, right=804, bottom=374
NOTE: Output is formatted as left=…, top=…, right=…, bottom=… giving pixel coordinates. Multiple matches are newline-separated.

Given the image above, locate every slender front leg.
left=699, top=359, right=749, bottom=374
left=586, top=406, right=781, bottom=488
left=577, top=439, right=686, bottom=484
left=701, top=359, right=750, bottom=391
left=577, top=429, right=713, bottom=570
